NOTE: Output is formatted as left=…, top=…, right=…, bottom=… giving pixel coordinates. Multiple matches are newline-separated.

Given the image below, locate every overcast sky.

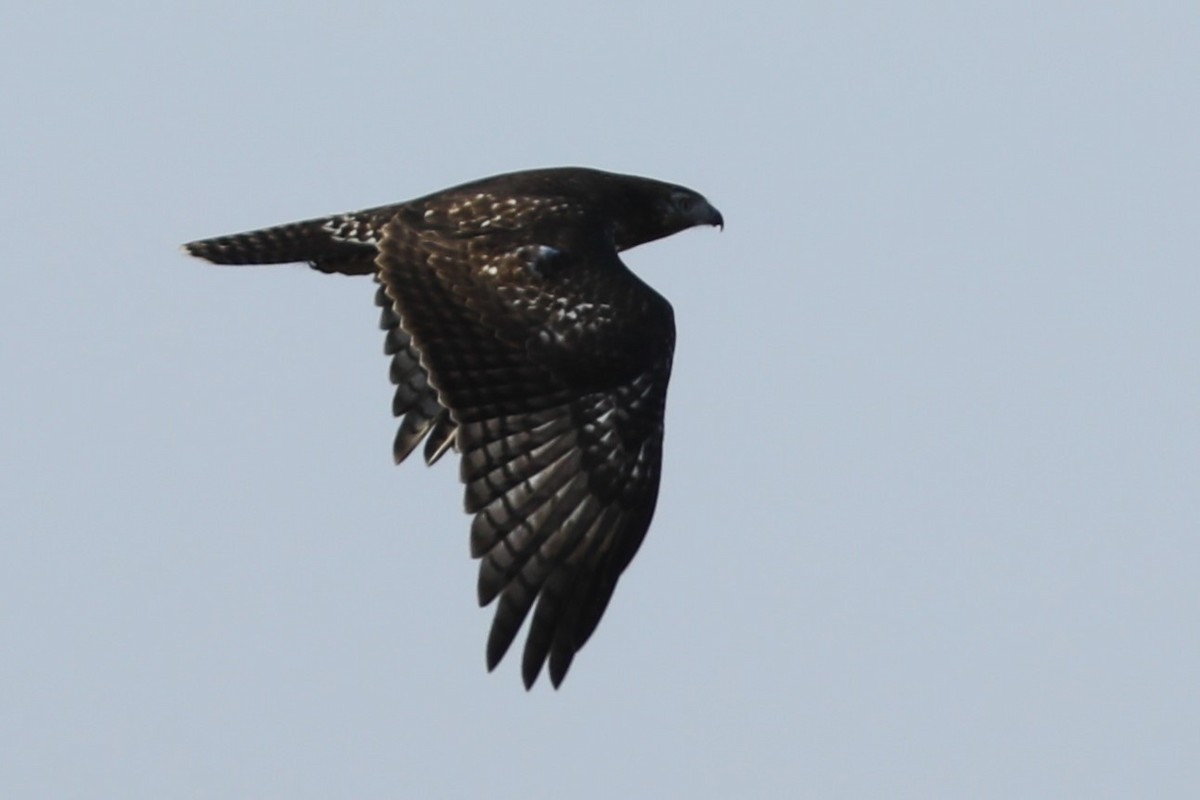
left=3, top=3, right=1198, bottom=798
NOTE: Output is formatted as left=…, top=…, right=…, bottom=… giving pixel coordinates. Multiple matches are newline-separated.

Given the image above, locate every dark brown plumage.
left=183, top=167, right=722, bottom=687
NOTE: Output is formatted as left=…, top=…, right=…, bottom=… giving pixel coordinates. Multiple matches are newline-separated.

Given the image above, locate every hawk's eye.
left=671, top=193, right=697, bottom=214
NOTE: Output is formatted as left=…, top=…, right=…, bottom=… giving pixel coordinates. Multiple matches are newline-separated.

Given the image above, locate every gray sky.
left=3, top=2, right=1198, bottom=797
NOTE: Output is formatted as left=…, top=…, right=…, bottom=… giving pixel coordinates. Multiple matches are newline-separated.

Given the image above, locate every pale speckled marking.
left=549, top=296, right=614, bottom=327
left=537, top=328, right=569, bottom=346
left=423, top=194, right=584, bottom=236
left=322, top=216, right=380, bottom=245
left=594, top=405, right=617, bottom=426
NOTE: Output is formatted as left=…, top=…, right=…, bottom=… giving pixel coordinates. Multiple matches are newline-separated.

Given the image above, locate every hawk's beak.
left=701, top=201, right=724, bottom=231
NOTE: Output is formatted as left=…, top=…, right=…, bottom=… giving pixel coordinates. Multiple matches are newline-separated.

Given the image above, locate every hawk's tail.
left=183, top=211, right=390, bottom=275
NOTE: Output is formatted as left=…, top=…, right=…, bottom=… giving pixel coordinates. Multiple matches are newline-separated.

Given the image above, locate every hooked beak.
left=700, top=200, right=724, bottom=230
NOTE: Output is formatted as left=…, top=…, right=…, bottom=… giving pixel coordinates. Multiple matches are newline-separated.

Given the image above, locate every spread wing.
left=375, top=197, right=675, bottom=688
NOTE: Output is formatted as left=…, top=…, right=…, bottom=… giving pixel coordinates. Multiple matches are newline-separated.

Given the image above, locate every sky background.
left=3, top=2, right=1198, bottom=798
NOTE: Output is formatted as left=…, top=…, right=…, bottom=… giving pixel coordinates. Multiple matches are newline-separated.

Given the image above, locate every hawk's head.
left=607, top=174, right=723, bottom=252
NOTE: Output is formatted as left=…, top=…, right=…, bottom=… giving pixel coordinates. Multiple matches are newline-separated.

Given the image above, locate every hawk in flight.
left=184, top=167, right=723, bottom=687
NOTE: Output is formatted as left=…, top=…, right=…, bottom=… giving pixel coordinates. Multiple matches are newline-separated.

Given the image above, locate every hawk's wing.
left=376, top=204, right=674, bottom=688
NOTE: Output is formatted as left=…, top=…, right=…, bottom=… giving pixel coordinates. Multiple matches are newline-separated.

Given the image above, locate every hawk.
left=183, top=167, right=723, bottom=687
